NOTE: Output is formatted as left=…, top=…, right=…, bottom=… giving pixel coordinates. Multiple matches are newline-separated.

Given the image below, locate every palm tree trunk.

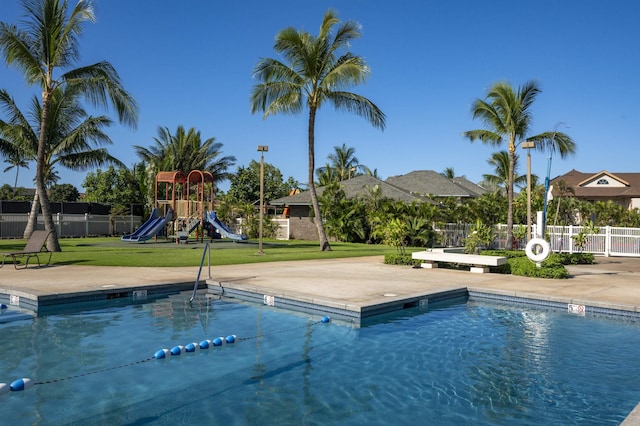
left=506, top=146, right=515, bottom=249
left=308, top=107, right=331, bottom=251
left=23, top=190, right=40, bottom=239
left=36, top=90, right=61, bottom=252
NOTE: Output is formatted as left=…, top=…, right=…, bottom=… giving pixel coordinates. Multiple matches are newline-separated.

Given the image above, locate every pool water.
left=1, top=292, right=640, bottom=425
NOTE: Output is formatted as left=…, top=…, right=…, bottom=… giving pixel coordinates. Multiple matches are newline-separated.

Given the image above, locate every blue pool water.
left=1, top=292, right=640, bottom=425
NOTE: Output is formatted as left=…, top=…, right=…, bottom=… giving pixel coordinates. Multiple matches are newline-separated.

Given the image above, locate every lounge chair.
left=1, top=230, right=53, bottom=269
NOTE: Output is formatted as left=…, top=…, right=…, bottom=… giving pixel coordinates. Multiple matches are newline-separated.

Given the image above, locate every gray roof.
left=385, top=170, right=484, bottom=198
left=450, top=176, right=487, bottom=197
left=270, top=174, right=433, bottom=206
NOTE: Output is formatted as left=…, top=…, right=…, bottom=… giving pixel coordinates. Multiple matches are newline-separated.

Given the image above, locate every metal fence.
left=0, top=213, right=143, bottom=238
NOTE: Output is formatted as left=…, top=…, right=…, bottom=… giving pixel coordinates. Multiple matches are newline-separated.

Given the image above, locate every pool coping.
left=0, top=281, right=203, bottom=313
left=207, top=280, right=640, bottom=324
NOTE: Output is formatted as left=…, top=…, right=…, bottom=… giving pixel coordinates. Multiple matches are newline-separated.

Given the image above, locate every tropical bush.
left=507, top=256, right=569, bottom=279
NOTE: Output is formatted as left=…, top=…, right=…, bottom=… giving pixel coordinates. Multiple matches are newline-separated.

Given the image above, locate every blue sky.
left=1, top=0, right=639, bottom=193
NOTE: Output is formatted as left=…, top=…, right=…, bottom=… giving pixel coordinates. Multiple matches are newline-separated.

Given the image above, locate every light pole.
left=522, top=140, right=535, bottom=241
left=257, top=145, right=268, bottom=255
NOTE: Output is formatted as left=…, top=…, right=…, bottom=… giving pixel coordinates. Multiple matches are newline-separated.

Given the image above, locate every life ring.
left=525, top=238, right=551, bottom=262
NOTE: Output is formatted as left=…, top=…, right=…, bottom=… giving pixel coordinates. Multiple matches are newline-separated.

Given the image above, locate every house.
left=270, top=171, right=485, bottom=240
left=386, top=170, right=486, bottom=198
left=550, top=169, right=640, bottom=210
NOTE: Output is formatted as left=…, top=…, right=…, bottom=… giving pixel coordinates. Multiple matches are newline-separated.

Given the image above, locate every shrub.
left=384, top=254, right=419, bottom=266
left=553, top=252, right=595, bottom=265
left=508, top=256, right=569, bottom=279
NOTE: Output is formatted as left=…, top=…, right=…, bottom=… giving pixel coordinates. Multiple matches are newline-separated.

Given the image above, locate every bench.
left=411, top=250, right=507, bottom=274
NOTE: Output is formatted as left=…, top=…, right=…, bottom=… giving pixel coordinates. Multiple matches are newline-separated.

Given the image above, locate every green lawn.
left=0, top=237, right=397, bottom=267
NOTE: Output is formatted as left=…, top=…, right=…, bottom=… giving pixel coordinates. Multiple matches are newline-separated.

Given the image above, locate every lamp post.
left=257, top=145, right=268, bottom=255
left=522, top=140, right=536, bottom=241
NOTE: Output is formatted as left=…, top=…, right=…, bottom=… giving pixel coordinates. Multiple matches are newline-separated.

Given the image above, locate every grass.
left=0, top=236, right=397, bottom=267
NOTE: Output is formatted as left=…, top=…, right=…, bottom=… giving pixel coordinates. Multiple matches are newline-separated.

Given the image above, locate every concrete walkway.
left=2, top=255, right=640, bottom=315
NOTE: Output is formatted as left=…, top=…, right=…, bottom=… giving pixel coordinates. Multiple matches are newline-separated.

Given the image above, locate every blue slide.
left=204, top=211, right=247, bottom=241
left=122, top=208, right=173, bottom=242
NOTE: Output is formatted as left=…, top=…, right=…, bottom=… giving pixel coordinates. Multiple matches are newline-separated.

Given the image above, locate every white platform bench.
left=411, top=250, right=507, bottom=274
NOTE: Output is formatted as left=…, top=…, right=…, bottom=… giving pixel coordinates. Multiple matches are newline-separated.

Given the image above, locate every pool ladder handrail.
left=190, top=242, right=211, bottom=303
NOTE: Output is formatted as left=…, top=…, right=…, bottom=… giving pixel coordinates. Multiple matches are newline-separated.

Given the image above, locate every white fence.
left=0, top=213, right=143, bottom=238
left=542, top=225, right=640, bottom=257
left=433, top=223, right=640, bottom=257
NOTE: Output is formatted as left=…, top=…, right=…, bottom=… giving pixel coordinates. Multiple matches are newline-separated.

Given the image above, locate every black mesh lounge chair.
left=1, top=230, right=53, bottom=269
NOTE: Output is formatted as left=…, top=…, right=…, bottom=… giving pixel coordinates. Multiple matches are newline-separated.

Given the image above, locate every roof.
left=385, top=170, right=486, bottom=198
left=270, top=174, right=433, bottom=206
left=550, top=169, right=640, bottom=198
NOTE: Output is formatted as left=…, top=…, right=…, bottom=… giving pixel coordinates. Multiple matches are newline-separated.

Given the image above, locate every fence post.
left=56, top=213, right=62, bottom=237
left=568, top=225, right=574, bottom=254
left=605, top=226, right=611, bottom=257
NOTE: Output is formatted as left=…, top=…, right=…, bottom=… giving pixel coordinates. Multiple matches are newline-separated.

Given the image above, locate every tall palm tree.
left=250, top=9, right=386, bottom=251
left=0, top=86, right=123, bottom=238
left=134, top=125, right=236, bottom=185
left=0, top=0, right=138, bottom=251
left=482, top=150, right=530, bottom=194
left=463, top=81, right=575, bottom=248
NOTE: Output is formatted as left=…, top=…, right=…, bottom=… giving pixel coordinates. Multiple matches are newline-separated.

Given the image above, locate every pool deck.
left=0, top=255, right=637, bottom=308
left=2, top=255, right=640, bottom=318
left=2, top=254, right=640, bottom=423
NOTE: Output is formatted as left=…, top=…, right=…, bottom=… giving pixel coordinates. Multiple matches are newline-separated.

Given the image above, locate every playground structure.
left=122, top=170, right=246, bottom=242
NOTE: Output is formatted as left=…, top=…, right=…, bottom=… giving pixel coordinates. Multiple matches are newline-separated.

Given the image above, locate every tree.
left=134, top=125, right=236, bottom=189
left=0, top=86, right=122, bottom=240
left=318, top=181, right=367, bottom=242
left=227, top=160, right=298, bottom=204
left=1, top=147, right=29, bottom=188
left=482, top=150, right=530, bottom=194
left=0, top=183, right=30, bottom=200
left=250, top=9, right=386, bottom=251
left=442, top=167, right=455, bottom=179
left=463, top=81, right=575, bottom=248
left=49, top=183, right=79, bottom=201
left=317, top=143, right=364, bottom=183
left=82, top=165, right=144, bottom=207
left=0, top=0, right=138, bottom=251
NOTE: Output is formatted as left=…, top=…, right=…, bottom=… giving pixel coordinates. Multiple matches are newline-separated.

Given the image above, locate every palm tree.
left=0, top=108, right=31, bottom=188
left=134, top=125, right=237, bottom=187
left=442, top=167, right=455, bottom=180
left=316, top=162, right=339, bottom=186
left=482, top=150, right=530, bottom=194
left=316, top=143, right=364, bottom=183
left=250, top=9, right=386, bottom=251
left=463, top=81, right=575, bottom=248
left=0, top=0, right=138, bottom=251
left=0, top=86, right=123, bottom=238
left=328, top=143, right=362, bottom=180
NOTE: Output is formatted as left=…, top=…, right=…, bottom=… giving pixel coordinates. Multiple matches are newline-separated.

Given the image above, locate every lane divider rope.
left=1, top=316, right=331, bottom=395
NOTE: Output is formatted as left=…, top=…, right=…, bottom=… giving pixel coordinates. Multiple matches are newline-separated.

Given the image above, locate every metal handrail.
left=189, top=242, right=211, bottom=303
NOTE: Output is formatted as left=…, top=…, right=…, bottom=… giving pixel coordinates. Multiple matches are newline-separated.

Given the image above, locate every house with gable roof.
left=386, top=170, right=486, bottom=198
left=270, top=170, right=486, bottom=240
left=550, top=169, right=640, bottom=210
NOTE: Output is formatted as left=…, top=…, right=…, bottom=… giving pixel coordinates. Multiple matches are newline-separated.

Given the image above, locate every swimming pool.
left=1, top=292, right=639, bottom=425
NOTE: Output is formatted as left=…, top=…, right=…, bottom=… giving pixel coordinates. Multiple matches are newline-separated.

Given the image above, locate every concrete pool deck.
left=1, top=255, right=640, bottom=315
left=2, top=254, right=640, bottom=423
